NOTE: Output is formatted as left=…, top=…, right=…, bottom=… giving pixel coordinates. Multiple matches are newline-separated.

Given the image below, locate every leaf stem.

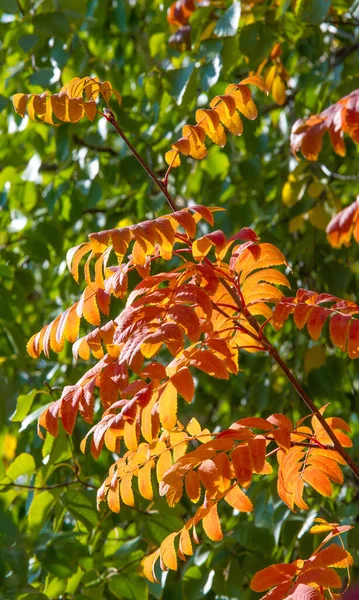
left=100, top=109, right=177, bottom=212
left=215, top=276, right=359, bottom=480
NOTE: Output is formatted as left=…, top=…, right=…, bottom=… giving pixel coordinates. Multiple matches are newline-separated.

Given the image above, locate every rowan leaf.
left=291, top=89, right=359, bottom=161
left=296, top=566, right=341, bottom=588
left=202, top=504, right=223, bottom=541
left=250, top=563, right=297, bottom=592
left=159, top=381, right=178, bottom=430
left=302, top=468, right=333, bottom=497
left=231, top=444, right=252, bottom=487
left=170, top=367, right=195, bottom=402
left=185, top=470, right=201, bottom=503
left=138, top=461, right=153, bottom=501
left=224, top=485, right=253, bottom=512
left=165, top=76, right=266, bottom=169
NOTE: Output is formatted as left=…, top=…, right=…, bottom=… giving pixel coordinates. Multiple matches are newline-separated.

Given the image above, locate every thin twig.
left=100, top=109, right=177, bottom=212
left=217, top=277, right=359, bottom=480
left=0, top=478, right=97, bottom=492
left=73, top=134, right=118, bottom=157
left=319, top=163, right=359, bottom=181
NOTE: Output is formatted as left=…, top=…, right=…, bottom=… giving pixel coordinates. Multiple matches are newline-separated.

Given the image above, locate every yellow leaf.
left=138, top=461, right=153, bottom=500
left=159, top=382, right=178, bottom=430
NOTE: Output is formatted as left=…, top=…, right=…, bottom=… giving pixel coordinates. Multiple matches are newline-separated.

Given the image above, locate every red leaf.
left=250, top=563, right=297, bottom=592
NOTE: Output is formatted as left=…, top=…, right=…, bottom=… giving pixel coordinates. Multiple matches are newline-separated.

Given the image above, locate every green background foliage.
left=1, top=0, right=359, bottom=598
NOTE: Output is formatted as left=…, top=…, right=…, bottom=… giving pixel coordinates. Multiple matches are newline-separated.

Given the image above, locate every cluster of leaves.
left=291, top=89, right=359, bottom=161
left=326, top=196, right=359, bottom=249
left=13, top=76, right=122, bottom=125
left=164, top=75, right=267, bottom=169
left=251, top=520, right=353, bottom=600
left=2, top=1, right=359, bottom=599
left=14, top=64, right=358, bottom=584
left=257, top=43, right=288, bottom=106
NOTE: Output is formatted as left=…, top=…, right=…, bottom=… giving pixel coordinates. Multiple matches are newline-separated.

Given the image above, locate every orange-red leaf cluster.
left=13, top=76, right=121, bottom=125
left=251, top=520, right=353, bottom=599
left=273, top=288, right=359, bottom=358
left=291, top=88, right=359, bottom=160
left=277, top=413, right=351, bottom=511
left=165, top=76, right=268, bottom=168
left=326, top=196, right=359, bottom=248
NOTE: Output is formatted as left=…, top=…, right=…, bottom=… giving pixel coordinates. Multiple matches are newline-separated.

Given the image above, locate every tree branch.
left=319, top=163, right=359, bottom=181
left=100, top=108, right=177, bottom=212
left=73, top=134, right=118, bottom=157
left=217, top=278, right=359, bottom=481
left=0, top=478, right=97, bottom=492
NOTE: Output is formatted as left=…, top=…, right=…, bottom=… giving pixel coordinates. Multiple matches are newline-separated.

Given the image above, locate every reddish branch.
left=105, top=108, right=359, bottom=483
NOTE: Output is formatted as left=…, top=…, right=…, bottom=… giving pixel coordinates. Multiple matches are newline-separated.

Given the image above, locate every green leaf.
left=18, top=592, right=50, bottom=600
left=163, top=64, right=196, bottom=105
left=61, top=490, right=98, bottom=530
left=29, top=68, right=54, bottom=88
left=18, top=402, right=53, bottom=433
left=28, top=490, right=60, bottom=537
left=0, top=0, right=17, bottom=11
left=18, top=34, right=39, bottom=52
left=109, top=574, right=148, bottom=600
left=240, top=22, right=277, bottom=64
left=11, top=391, right=39, bottom=423
left=214, top=1, right=241, bottom=37
left=33, top=12, right=70, bottom=41
left=201, top=147, right=230, bottom=181
left=182, top=565, right=206, bottom=600
left=296, top=0, right=331, bottom=24
left=234, top=522, right=275, bottom=554
left=5, top=453, right=36, bottom=482
left=44, top=574, right=67, bottom=598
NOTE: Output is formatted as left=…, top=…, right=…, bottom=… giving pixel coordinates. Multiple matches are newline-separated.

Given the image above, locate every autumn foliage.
left=13, top=75, right=358, bottom=596
left=290, top=89, right=359, bottom=161
left=164, top=74, right=268, bottom=170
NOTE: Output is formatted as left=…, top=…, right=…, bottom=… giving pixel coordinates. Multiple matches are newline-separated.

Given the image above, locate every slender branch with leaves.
left=11, top=73, right=359, bottom=599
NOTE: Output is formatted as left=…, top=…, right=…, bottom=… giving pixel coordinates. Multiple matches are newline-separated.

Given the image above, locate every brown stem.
left=0, top=478, right=97, bottom=491
left=87, top=119, right=359, bottom=481
left=100, top=109, right=177, bottom=212
left=265, top=346, right=359, bottom=479
left=217, top=276, right=359, bottom=480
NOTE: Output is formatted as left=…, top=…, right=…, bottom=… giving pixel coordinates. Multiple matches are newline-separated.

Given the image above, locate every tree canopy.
left=1, top=1, right=359, bottom=599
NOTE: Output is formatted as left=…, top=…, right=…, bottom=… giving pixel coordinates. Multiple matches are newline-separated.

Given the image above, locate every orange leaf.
left=107, top=480, right=120, bottom=513
left=120, top=474, right=135, bottom=506
left=312, top=544, right=353, bottom=568
left=179, top=527, right=193, bottom=557
left=190, top=349, right=229, bottom=379
left=202, top=504, right=223, bottom=541
left=291, top=89, right=359, bottom=161
left=138, top=461, right=153, bottom=501
left=185, top=470, right=201, bottom=503
left=273, top=427, right=292, bottom=451
left=224, top=486, right=253, bottom=512
left=248, top=436, right=267, bottom=473
left=156, top=450, right=172, bottom=483
left=198, top=459, right=219, bottom=493
left=170, top=367, right=195, bottom=403
left=159, top=381, right=178, bottom=430
left=231, top=444, right=252, bottom=488
left=160, top=532, right=178, bottom=570
left=287, top=584, right=324, bottom=600
left=250, top=563, right=297, bottom=592
left=296, top=566, right=341, bottom=588
left=143, top=549, right=160, bottom=583
left=302, top=468, right=333, bottom=497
